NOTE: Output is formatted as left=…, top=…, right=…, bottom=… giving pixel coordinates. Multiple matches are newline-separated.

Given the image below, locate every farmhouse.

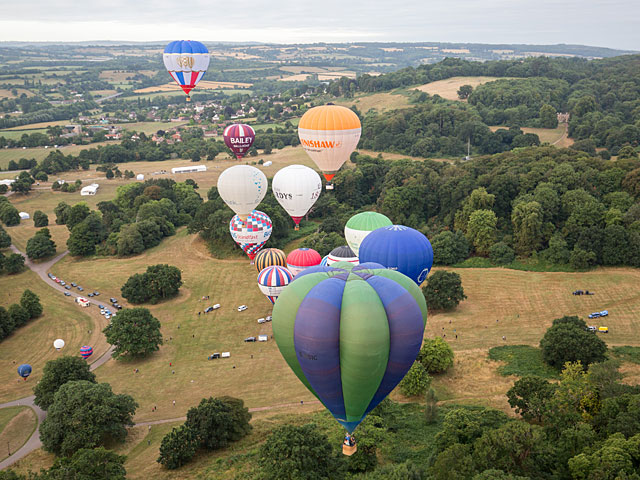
left=171, top=165, right=207, bottom=174
left=80, top=183, right=99, bottom=196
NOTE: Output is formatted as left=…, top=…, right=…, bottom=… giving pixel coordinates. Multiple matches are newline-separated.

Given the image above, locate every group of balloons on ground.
left=17, top=342, right=92, bottom=381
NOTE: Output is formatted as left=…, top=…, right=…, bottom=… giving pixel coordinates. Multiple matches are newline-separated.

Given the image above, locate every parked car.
left=88, top=293, right=94, bottom=297
left=588, top=312, right=601, bottom=319
left=48, top=273, right=53, bottom=279
left=265, top=315, right=272, bottom=322
left=237, top=305, right=248, bottom=312
left=587, top=326, right=597, bottom=332
left=204, top=306, right=214, bottom=313
left=64, top=292, right=71, bottom=297
left=100, top=309, right=105, bottom=315
left=244, top=336, right=256, bottom=342
left=257, top=318, right=267, bottom=324
left=98, top=305, right=105, bottom=310
left=598, top=326, right=609, bottom=333
left=93, top=292, right=100, bottom=296
left=60, top=281, right=66, bottom=286
left=55, top=278, right=61, bottom=283
left=114, top=304, right=123, bottom=310
left=77, top=286, right=84, bottom=291
left=105, top=314, right=111, bottom=320
left=599, top=310, right=609, bottom=316
left=71, top=283, right=77, bottom=287
left=213, top=304, right=220, bottom=310
left=65, top=285, right=71, bottom=290
left=110, top=298, right=117, bottom=303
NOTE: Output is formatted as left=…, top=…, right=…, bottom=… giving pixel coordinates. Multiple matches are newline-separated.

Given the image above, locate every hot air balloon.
left=255, top=248, right=287, bottom=273
left=298, top=105, right=361, bottom=189
left=344, top=212, right=393, bottom=256
left=223, top=124, right=256, bottom=160
left=286, top=248, right=322, bottom=276
left=163, top=40, right=210, bottom=101
left=327, top=245, right=359, bottom=266
left=80, top=345, right=93, bottom=360
left=273, top=262, right=427, bottom=444
left=17, top=364, right=32, bottom=380
left=257, top=266, right=294, bottom=304
left=230, top=210, right=272, bottom=261
left=320, top=255, right=329, bottom=266
left=359, top=225, right=434, bottom=285
left=272, top=165, right=322, bottom=230
left=217, top=165, right=268, bottom=221
left=53, top=338, right=65, bottom=350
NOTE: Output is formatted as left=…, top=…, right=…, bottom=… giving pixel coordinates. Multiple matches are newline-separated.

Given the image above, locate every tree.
left=32, top=210, right=48, bottom=227
left=103, top=307, right=163, bottom=359
left=106, top=168, right=114, bottom=179
left=489, top=242, right=515, bottom=265
left=0, top=225, right=11, bottom=248
left=4, top=253, right=24, bottom=274
left=0, top=306, right=15, bottom=340
left=157, top=425, right=199, bottom=470
left=258, top=424, right=335, bottom=480
left=457, top=85, right=473, bottom=100
left=34, top=356, right=97, bottom=410
left=540, top=317, right=608, bottom=370
left=39, top=380, right=137, bottom=456
left=116, top=223, right=144, bottom=256
left=185, top=396, right=252, bottom=450
left=121, top=265, right=182, bottom=304
left=466, top=209, right=497, bottom=255
left=399, top=361, right=432, bottom=397
left=422, top=270, right=466, bottom=311
left=431, top=230, right=469, bottom=265
left=54, top=202, right=71, bottom=225
left=418, top=337, right=455, bottom=374
left=568, top=433, right=640, bottom=480
left=425, top=387, right=439, bottom=424
left=47, top=447, right=126, bottom=480
left=66, top=203, right=90, bottom=230
left=0, top=203, right=20, bottom=226
left=539, top=104, right=558, bottom=129
left=506, top=376, right=557, bottom=422
left=570, top=247, right=597, bottom=270
left=20, top=289, right=42, bottom=319
left=511, top=201, right=544, bottom=255
left=67, top=222, right=97, bottom=257
left=26, top=228, right=56, bottom=259
left=8, top=304, right=29, bottom=329
left=120, top=273, right=150, bottom=304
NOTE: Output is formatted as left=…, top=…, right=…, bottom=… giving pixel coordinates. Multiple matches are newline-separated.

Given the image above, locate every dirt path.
left=552, top=122, right=569, bottom=146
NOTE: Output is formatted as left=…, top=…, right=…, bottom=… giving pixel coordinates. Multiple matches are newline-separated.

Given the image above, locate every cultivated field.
left=489, top=125, right=574, bottom=147
left=134, top=80, right=253, bottom=94
left=416, top=76, right=513, bottom=101
left=0, top=88, right=35, bottom=99
left=334, top=91, right=412, bottom=113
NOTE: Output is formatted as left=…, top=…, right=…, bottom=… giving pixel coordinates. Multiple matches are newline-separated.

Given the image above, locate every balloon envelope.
left=163, top=40, right=210, bottom=97
left=298, top=105, right=361, bottom=183
left=80, top=345, right=93, bottom=359
left=344, top=212, right=393, bottom=256
left=272, top=165, right=322, bottom=227
left=286, top=248, right=322, bottom=276
left=53, top=339, right=65, bottom=350
left=359, top=225, right=434, bottom=285
left=217, top=165, right=268, bottom=220
left=327, top=245, right=359, bottom=266
left=257, top=266, right=294, bottom=304
left=255, top=248, right=287, bottom=273
left=17, top=364, right=32, bottom=378
left=273, top=263, right=427, bottom=433
left=230, top=210, right=272, bottom=260
left=223, top=124, right=255, bottom=159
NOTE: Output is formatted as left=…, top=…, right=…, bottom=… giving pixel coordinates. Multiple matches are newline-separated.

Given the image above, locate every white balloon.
left=217, top=165, right=267, bottom=220
left=53, top=338, right=65, bottom=350
left=272, top=165, right=322, bottom=227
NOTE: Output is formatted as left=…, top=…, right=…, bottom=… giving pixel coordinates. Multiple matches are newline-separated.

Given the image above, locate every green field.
left=0, top=128, right=48, bottom=140
left=0, top=407, right=37, bottom=462
left=0, top=142, right=114, bottom=170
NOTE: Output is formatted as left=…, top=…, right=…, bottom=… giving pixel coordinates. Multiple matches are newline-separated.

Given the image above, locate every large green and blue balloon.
left=273, top=262, right=427, bottom=433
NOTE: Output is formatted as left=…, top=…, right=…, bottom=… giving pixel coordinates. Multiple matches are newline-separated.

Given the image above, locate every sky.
left=0, top=0, right=638, bottom=50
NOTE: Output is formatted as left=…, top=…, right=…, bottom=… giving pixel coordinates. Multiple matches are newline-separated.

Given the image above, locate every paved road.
left=95, top=92, right=122, bottom=103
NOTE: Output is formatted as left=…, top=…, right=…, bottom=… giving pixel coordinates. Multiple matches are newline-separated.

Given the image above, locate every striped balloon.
left=223, top=124, right=256, bottom=159
left=163, top=40, right=210, bottom=99
left=257, top=266, right=294, bottom=304
left=229, top=210, right=273, bottom=261
left=80, top=345, right=93, bottom=360
left=320, top=255, right=329, bottom=266
left=255, top=248, right=287, bottom=273
left=327, top=245, right=359, bottom=266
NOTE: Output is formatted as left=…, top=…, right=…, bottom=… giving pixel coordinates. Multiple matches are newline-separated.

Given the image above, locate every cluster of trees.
left=359, top=101, right=541, bottom=158
left=103, top=307, right=163, bottom=359
left=3, top=158, right=37, bottom=171
left=0, top=289, right=42, bottom=341
left=120, top=264, right=182, bottom=304
left=157, top=396, right=252, bottom=469
left=26, top=228, right=56, bottom=260
left=51, top=179, right=82, bottom=193
left=0, top=251, right=25, bottom=276
left=318, top=147, right=640, bottom=270
left=0, top=197, right=20, bottom=226
left=399, top=337, right=455, bottom=397
left=0, top=100, right=97, bottom=129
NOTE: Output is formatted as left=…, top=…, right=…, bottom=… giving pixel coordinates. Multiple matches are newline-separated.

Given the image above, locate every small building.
left=0, top=179, right=15, bottom=187
left=136, top=174, right=145, bottom=181
left=171, top=165, right=207, bottom=174
left=19, top=212, right=30, bottom=220
left=81, top=183, right=99, bottom=196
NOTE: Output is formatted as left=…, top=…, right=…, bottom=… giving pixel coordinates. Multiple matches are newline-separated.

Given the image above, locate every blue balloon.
left=17, top=364, right=32, bottom=378
left=358, top=225, right=433, bottom=285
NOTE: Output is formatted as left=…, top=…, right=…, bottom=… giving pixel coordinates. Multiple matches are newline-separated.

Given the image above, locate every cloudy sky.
left=0, top=0, right=638, bottom=50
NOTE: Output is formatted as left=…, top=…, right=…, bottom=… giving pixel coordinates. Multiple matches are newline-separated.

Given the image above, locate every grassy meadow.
left=0, top=407, right=37, bottom=462
left=415, top=76, right=513, bottom=101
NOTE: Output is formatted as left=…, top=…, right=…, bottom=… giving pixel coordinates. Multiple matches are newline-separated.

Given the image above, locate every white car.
left=237, top=305, right=248, bottom=312
left=100, top=309, right=106, bottom=315
left=257, top=318, right=266, bottom=324
left=213, top=304, right=221, bottom=310
left=266, top=315, right=272, bottom=322
left=105, top=314, right=111, bottom=320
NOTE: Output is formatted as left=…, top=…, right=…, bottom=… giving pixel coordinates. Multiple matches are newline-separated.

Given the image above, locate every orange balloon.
left=298, top=105, right=361, bottom=184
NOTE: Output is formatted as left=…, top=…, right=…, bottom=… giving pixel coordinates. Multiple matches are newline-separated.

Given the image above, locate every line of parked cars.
left=588, top=310, right=608, bottom=319
left=49, top=273, right=124, bottom=312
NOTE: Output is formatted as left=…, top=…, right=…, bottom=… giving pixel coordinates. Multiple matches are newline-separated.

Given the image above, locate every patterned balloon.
left=320, top=255, right=329, bottom=266
left=163, top=40, right=210, bottom=100
left=273, top=262, right=427, bottom=433
left=223, top=124, right=256, bottom=159
left=80, top=345, right=93, bottom=360
left=327, top=245, right=359, bottom=266
left=255, top=248, right=287, bottom=273
left=229, top=210, right=272, bottom=261
left=257, top=266, right=294, bottom=304
left=17, top=364, right=32, bottom=379
left=286, top=248, right=322, bottom=276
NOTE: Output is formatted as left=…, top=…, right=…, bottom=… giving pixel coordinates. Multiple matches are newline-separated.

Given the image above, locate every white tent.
left=136, top=174, right=144, bottom=181
left=171, top=165, right=207, bottom=174
left=19, top=212, right=30, bottom=220
left=81, top=184, right=99, bottom=196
